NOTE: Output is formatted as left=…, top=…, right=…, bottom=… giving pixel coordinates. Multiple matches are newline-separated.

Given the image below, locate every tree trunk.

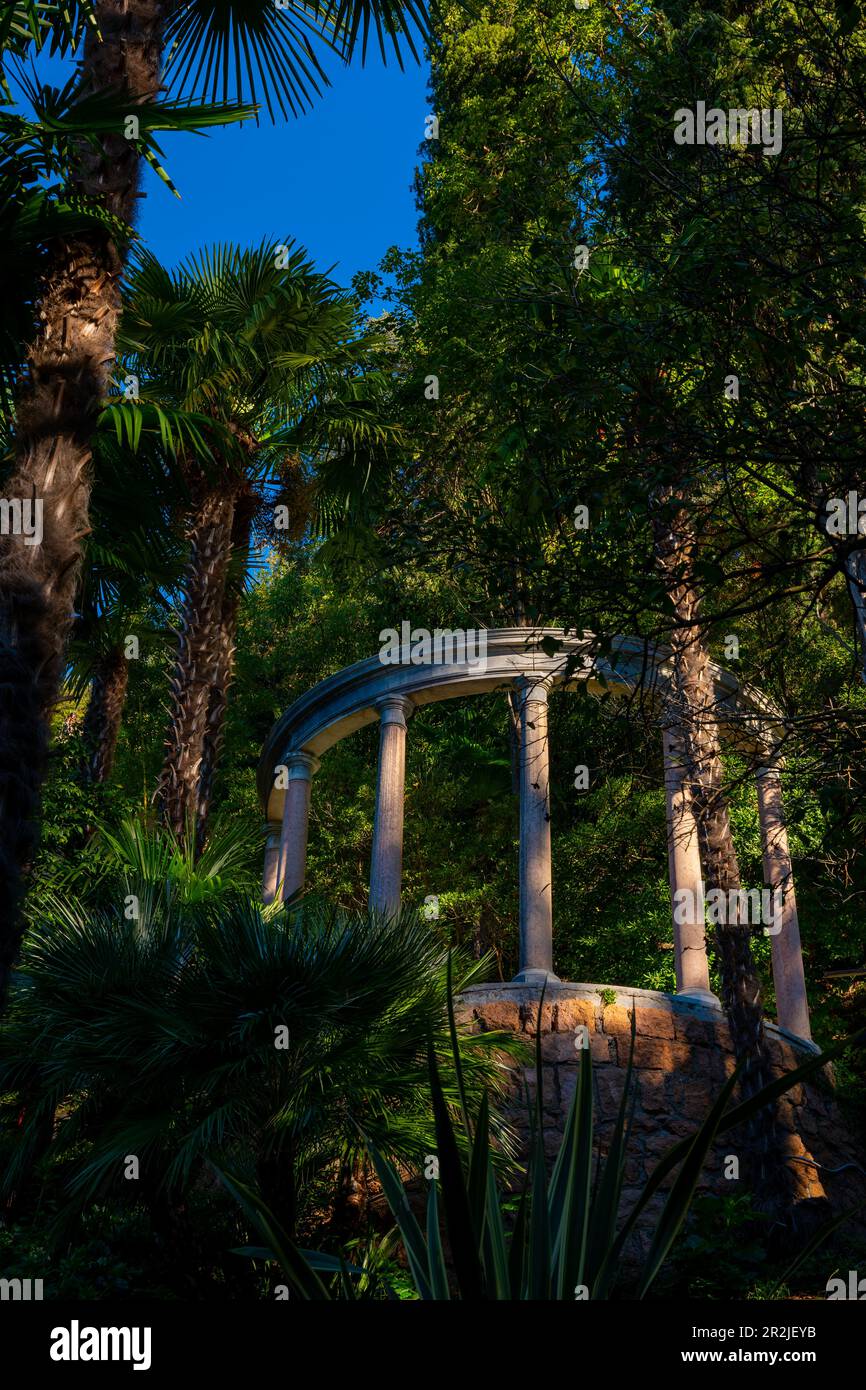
left=652, top=492, right=788, bottom=1207
left=256, top=1142, right=298, bottom=1239
left=0, top=1, right=166, bottom=1004
left=81, top=642, right=129, bottom=784
left=156, top=487, right=236, bottom=843
left=845, top=548, right=866, bottom=682
left=194, top=491, right=256, bottom=855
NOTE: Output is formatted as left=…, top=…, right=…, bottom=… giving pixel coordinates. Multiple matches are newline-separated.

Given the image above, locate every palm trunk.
left=195, top=491, right=255, bottom=855
left=652, top=492, right=786, bottom=1206
left=194, top=599, right=238, bottom=855
left=256, top=1141, right=298, bottom=1239
left=156, top=486, right=236, bottom=843
left=0, top=1, right=166, bottom=1003
left=845, top=548, right=866, bottom=682
left=798, top=460, right=866, bottom=682
left=81, top=642, right=129, bottom=784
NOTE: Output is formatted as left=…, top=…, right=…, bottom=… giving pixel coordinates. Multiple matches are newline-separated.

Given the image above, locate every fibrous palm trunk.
left=194, top=488, right=256, bottom=856
left=652, top=492, right=788, bottom=1207
left=796, top=459, right=866, bottom=681
left=845, top=548, right=866, bottom=682
left=81, top=642, right=129, bottom=784
left=0, top=1, right=165, bottom=1003
left=156, top=486, right=236, bottom=842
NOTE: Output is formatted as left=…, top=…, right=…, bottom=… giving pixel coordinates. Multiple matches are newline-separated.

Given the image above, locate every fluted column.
left=278, top=751, right=319, bottom=904
left=662, top=728, right=716, bottom=1005
left=369, top=695, right=414, bottom=918
left=756, top=759, right=811, bottom=1040
left=262, top=826, right=282, bottom=904
left=513, top=676, right=558, bottom=983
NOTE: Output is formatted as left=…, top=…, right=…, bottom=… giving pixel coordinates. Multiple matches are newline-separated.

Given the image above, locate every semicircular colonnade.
left=257, top=628, right=811, bottom=1043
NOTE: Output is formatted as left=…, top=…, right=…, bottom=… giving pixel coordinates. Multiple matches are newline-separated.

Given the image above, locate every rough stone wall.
left=456, top=982, right=866, bottom=1265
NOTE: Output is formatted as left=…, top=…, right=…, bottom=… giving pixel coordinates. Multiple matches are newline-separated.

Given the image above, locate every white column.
left=662, top=728, right=717, bottom=1005
left=369, top=695, right=413, bottom=918
left=262, top=826, right=282, bottom=904
left=278, top=751, right=319, bottom=904
left=756, top=759, right=811, bottom=1040
left=513, top=676, right=558, bottom=984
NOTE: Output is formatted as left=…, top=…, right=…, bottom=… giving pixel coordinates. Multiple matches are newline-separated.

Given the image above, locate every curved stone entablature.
left=258, top=627, right=810, bottom=1044
left=258, top=628, right=784, bottom=820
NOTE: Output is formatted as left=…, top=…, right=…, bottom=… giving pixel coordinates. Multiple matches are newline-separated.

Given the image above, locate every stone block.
left=471, top=1002, right=521, bottom=1033
left=673, top=1015, right=716, bottom=1046
left=591, top=1034, right=616, bottom=1065
left=542, top=1031, right=585, bottom=1063
left=667, top=1070, right=718, bottom=1115
left=624, top=1156, right=645, bottom=1185
left=767, top=1037, right=800, bottom=1071
left=637, top=1069, right=670, bottom=1115
left=633, top=1006, right=676, bottom=1040
left=452, top=1002, right=474, bottom=1030
left=519, top=1001, right=557, bottom=1034
left=630, top=1037, right=694, bottom=1071
left=594, top=1067, right=628, bottom=1117
left=601, top=1004, right=634, bottom=1036
left=559, top=1064, right=610, bottom=1110
left=644, top=1129, right=681, bottom=1159
left=554, top=998, right=598, bottom=1033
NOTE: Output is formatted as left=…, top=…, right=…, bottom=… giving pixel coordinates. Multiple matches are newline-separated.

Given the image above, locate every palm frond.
left=162, top=0, right=428, bottom=124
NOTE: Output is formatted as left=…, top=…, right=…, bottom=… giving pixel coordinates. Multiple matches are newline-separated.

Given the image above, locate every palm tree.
left=650, top=485, right=787, bottom=1213
left=70, top=402, right=198, bottom=786
left=118, top=241, right=401, bottom=848
left=0, top=835, right=514, bottom=1245
left=0, top=0, right=427, bottom=1003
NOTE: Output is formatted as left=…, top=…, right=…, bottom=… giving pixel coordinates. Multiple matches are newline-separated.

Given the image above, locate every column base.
left=676, top=987, right=722, bottom=1010
left=511, top=968, right=561, bottom=986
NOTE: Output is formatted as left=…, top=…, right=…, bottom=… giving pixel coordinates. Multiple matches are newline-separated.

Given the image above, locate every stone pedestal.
left=457, top=983, right=859, bottom=1273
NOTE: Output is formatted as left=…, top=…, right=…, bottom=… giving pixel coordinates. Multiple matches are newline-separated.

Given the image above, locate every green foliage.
left=1, top=870, right=519, bottom=1236
left=654, top=1193, right=771, bottom=1299
left=0, top=1217, right=150, bottom=1301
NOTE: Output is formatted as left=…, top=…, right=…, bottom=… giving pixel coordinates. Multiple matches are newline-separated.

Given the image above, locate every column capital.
left=375, top=693, right=414, bottom=727
left=514, top=673, right=554, bottom=701
left=285, top=749, right=320, bottom=782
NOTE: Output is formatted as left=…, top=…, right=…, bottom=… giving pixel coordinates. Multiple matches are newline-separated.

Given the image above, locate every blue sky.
left=25, top=45, right=431, bottom=294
